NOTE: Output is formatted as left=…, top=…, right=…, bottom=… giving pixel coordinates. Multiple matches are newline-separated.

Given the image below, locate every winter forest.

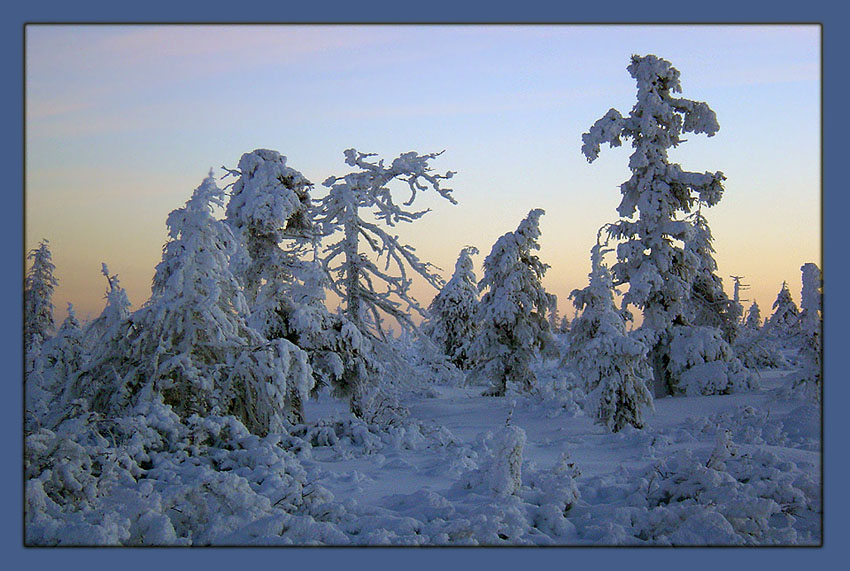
left=24, top=54, right=822, bottom=546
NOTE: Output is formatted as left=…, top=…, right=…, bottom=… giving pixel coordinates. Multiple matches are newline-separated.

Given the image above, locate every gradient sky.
left=25, top=24, right=820, bottom=325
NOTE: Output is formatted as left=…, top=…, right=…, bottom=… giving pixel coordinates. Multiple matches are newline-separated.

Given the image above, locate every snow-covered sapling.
left=422, top=246, right=480, bottom=370
left=25, top=239, right=58, bottom=351
left=566, top=237, right=653, bottom=432
left=766, top=281, right=800, bottom=347
left=471, top=209, right=556, bottom=396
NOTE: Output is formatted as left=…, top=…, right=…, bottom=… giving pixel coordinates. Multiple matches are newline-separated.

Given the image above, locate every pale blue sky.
left=25, top=24, right=820, bottom=323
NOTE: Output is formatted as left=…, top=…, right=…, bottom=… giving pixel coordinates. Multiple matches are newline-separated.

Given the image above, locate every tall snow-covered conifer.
left=566, top=237, right=653, bottom=432
left=471, top=209, right=555, bottom=396
left=316, top=148, right=455, bottom=341
left=422, top=246, right=480, bottom=370
left=582, top=54, right=750, bottom=397
left=25, top=240, right=58, bottom=350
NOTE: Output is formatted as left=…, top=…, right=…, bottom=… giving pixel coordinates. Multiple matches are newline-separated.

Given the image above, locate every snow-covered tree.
left=223, top=149, right=315, bottom=307
left=84, top=263, right=132, bottom=350
left=582, top=54, right=743, bottom=397
left=72, top=172, right=312, bottom=434
left=734, top=300, right=787, bottom=370
left=25, top=240, right=58, bottom=350
left=28, top=303, right=87, bottom=429
left=422, top=246, right=480, bottom=370
left=791, top=263, right=822, bottom=399
left=686, top=209, right=738, bottom=345
left=766, top=282, right=799, bottom=344
left=744, top=301, right=762, bottom=330
left=316, top=148, right=455, bottom=341
left=566, top=238, right=653, bottom=432
left=745, top=302, right=762, bottom=330
left=470, top=209, right=556, bottom=396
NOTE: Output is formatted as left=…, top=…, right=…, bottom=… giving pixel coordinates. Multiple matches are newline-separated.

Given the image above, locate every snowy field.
left=25, top=351, right=820, bottom=546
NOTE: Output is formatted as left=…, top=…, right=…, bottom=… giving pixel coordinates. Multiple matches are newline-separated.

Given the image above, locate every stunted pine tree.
left=566, top=237, right=653, bottom=432
left=316, top=148, right=456, bottom=341
left=422, top=246, right=480, bottom=370
left=25, top=240, right=58, bottom=351
left=471, top=209, right=555, bottom=396
left=582, top=54, right=748, bottom=397
left=73, top=172, right=312, bottom=434
left=223, top=149, right=379, bottom=417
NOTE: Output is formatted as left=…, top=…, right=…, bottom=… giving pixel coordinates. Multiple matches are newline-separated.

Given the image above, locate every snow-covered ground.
left=279, top=365, right=820, bottom=546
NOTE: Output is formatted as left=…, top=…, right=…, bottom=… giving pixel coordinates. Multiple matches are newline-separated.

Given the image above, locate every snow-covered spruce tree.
left=766, top=281, right=800, bottom=345
left=565, top=237, right=653, bottom=432
left=582, top=54, right=749, bottom=397
left=686, top=209, right=739, bottom=345
left=29, top=303, right=87, bottom=429
left=470, top=209, right=556, bottom=396
left=791, top=263, right=822, bottom=399
left=223, top=149, right=314, bottom=307
left=25, top=240, right=58, bottom=351
left=734, top=299, right=787, bottom=370
left=84, top=263, right=132, bottom=350
left=316, top=149, right=455, bottom=341
left=223, top=149, right=381, bottom=417
left=422, top=246, right=480, bottom=370
left=73, top=172, right=312, bottom=434
left=744, top=301, right=762, bottom=330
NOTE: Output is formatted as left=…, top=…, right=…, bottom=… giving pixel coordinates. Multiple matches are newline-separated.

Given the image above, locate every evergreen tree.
left=766, top=281, right=799, bottom=345
left=734, top=299, right=787, bottom=370
left=25, top=240, right=58, bottom=350
left=72, top=172, right=312, bottom=434
left=582, top=54, right=747, bottom=397
left=687, top=209, right=739, bottom=345
left=566, top=237, right=653, bottom=432
left=744, top=301, right=762, bottom=330
left=223, top=149, right=314, bottom=307
left=422, top=246, right=480, bottom=370
left=222, top=149, right=369, bottom=411
left=30, top=303, right=87, bottom=428
left=792, top=263, right=822, bottom=399
left=316, top=148, right=455, bottom=341
left=84, top=263, right=132, bottom=350
left=470, top=209, right=555, bottom=396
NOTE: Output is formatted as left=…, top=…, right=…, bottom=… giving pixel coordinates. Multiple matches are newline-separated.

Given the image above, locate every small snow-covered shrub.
left=636, top=435, right=819, bottom=544
left=668, top=326, right=756, bottom=396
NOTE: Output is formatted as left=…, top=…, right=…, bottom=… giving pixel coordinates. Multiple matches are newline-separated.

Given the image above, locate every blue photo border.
left=4, top=1, right=845, bottom=568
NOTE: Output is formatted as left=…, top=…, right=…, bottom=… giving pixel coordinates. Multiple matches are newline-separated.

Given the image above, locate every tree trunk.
left=649, top=339, right=671, bottom=398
